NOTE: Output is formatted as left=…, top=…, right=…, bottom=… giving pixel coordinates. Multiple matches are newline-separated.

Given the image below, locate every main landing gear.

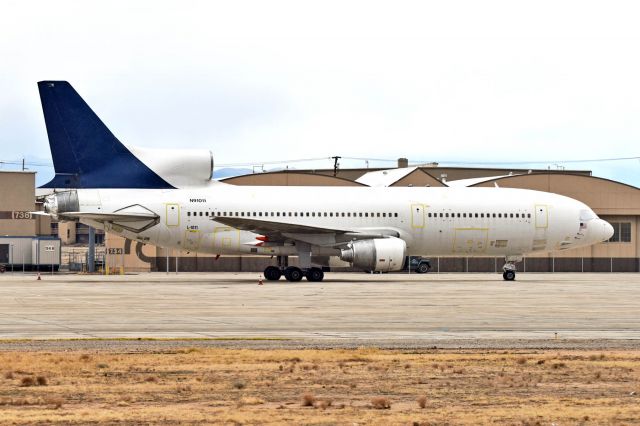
left=263, top=257, right=325, bottom=282
left=502, top=256, right=521, bottom=281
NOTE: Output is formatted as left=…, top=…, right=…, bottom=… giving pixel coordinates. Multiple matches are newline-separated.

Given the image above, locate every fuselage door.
left=411, top=204, right=425, bottom=228
left=535, top=205, right=548, bottom=228
left=166, top=203, right=180, bottom=227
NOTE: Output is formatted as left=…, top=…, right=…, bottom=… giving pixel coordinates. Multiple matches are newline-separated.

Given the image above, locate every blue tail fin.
left=38, top=81, right=173, bottom=189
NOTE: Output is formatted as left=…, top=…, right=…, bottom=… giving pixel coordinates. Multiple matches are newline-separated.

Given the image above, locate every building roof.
left=446, top=174, right=522, bottom=187
left=355, top=167, right=419, bottom=187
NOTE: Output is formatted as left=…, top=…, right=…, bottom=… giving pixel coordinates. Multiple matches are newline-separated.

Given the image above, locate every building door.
left=0, top=244, right=8, bottom=263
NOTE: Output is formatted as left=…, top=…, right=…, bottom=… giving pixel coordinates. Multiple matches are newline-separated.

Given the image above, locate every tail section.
left=38, top=81, right=173, bottom=189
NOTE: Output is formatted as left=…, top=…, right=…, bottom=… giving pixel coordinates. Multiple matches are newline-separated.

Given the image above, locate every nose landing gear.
left=502, top=256, right=521, bottom=281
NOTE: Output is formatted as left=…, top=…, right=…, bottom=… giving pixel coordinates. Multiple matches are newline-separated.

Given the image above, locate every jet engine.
left=339, top=237, right=407, bottom=272
left=43, top=190, right=79, bottom=220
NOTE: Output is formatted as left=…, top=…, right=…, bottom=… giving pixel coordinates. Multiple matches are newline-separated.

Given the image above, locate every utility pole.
left=331, top=156, right=341, bottom=177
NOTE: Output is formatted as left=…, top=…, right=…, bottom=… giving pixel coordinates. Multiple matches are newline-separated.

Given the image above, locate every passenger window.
left=528, top=213, right=531, bottom=218
left=187, top=212, right=191, bottom=217
left=395, top=213, right=398, bottom=217
left=510, top=213, right=514, bottom=218
left=463, top=213, right=466, bottom=218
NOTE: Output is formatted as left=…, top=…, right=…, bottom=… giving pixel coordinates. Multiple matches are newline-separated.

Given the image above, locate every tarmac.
left=0, top=272, right=639, bottom=349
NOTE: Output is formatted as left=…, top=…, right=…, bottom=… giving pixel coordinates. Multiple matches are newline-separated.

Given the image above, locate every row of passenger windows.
left=187, top=211, right=400, bottom=218
left=428, top=212, right=531, bottom=219
left=186, top=211, right=531, bottom=219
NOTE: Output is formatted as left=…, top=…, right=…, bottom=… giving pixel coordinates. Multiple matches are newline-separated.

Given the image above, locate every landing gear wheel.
left=264, top=266, right=282, bottom=281
left=306, top=267, right=324, bottom=282
left=416, top=262, right=430, bottom=274
left=503, top=270, right=516, bottom=281
left=284, top=266, right=303, bottom=282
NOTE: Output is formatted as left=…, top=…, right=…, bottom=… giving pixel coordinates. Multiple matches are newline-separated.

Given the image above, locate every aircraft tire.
left=284, top=266, right=303, bottom=282
left=264, top=266, right=282, bottom=281
left=503, top=270, right=516, bottom=281
left=306, top=267, right=324, bottom=282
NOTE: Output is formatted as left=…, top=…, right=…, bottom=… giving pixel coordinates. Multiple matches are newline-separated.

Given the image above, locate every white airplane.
left=38, top=81, right=614, bottom=282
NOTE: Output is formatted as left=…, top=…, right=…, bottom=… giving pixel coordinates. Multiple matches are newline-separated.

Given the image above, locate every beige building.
left=0, top=171, right=51, bottom=236
left=0, top=171, right=58, bottom=270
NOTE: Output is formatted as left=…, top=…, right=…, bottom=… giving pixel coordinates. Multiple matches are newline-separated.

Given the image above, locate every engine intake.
left=339, top=237, right=407, bottom=272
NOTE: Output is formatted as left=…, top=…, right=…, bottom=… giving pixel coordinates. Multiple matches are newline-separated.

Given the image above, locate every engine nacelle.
left=339, top=238, right=407, bottom=272
left=129, top=146, right=213, bottom=187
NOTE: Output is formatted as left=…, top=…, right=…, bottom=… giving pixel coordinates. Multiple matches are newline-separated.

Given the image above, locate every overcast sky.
left=1, top=0, right=640, bottom=186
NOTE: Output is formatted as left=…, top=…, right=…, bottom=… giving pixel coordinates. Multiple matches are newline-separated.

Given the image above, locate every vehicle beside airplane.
left=38, top=81, right=614, bottom=282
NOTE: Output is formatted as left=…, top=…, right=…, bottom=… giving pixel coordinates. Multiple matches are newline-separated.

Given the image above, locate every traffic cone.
left=37, top=272, right=41, bottom=281
left=258, top=275, right=263, bottom=285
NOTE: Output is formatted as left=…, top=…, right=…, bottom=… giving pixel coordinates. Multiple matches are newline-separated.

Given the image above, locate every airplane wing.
left=212, top=216, right=399, bottom=246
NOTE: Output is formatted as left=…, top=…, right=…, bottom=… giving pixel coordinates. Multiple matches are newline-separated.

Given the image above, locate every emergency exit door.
left=535, top=205, right=548, bottom=228
left=411, top=204, right=425, bottom=228
left=166, top=203, right=180, bottom=227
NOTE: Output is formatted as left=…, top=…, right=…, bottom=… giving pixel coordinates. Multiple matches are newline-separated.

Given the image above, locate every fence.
left=428, top=257, right=640, bottom=273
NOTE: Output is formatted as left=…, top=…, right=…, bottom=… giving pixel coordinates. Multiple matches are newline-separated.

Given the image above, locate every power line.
left=430, top=156, right=640, bottom=166
left=0, top=159, right=55, bottom=168
left=215, top=157, right=331, bottom=168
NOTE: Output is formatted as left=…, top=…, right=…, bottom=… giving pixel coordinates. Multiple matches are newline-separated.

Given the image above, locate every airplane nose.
left=603, top=220, right=614, bottom=241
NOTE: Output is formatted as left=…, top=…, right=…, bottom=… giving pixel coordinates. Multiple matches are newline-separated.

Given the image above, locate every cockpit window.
left=580, top=209, right=597, bottom=221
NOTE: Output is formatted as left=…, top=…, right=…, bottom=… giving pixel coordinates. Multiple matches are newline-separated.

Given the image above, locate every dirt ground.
left=1, top=347, right=639, bottom=425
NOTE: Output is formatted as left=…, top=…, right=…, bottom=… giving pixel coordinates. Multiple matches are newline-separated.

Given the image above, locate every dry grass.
left=301, top=392, right=316, bottom=407
left=371, top=396, right=391, bottom=409
left=0, top=348, right=638, bottom=424
left=417, top=395, right=427, bottom=408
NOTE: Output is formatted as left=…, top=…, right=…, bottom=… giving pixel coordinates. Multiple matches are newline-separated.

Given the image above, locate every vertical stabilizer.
left=38, top=81, right=173, bottom=189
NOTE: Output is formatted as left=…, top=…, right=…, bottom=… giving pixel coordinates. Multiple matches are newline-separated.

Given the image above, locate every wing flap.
left=212, top=216, right=400, bottom=246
